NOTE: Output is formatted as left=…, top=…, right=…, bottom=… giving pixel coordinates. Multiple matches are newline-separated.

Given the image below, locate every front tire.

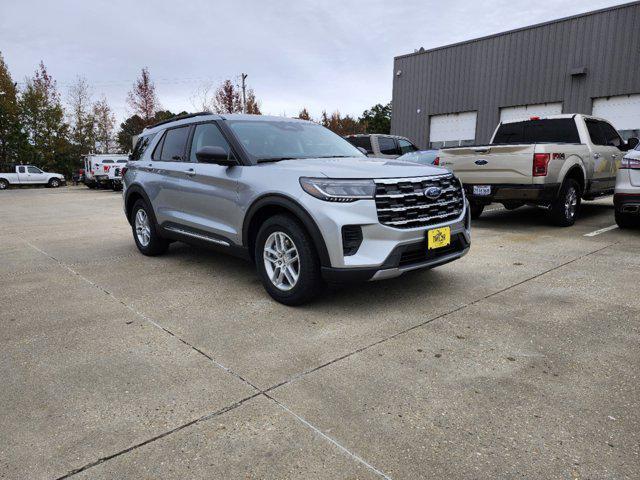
left=48, top=178, right=61, bottom=188
left=130, top=200, right=169, bottom=256
left=470, top=202, right=485, bottom=219
left=550, top=179, right=581, bottom=227
left=254, top=214, right=323, bottom=305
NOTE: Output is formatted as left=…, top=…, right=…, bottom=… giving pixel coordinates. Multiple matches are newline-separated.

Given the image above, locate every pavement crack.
left=25, top=241, right=262, bottom=392
left=54, top=393, right=262, bottom=479
left=264, top=240, right=620, bottom=395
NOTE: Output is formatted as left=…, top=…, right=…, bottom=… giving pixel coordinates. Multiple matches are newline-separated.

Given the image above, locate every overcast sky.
left=0, top=0, right=625, bottom=122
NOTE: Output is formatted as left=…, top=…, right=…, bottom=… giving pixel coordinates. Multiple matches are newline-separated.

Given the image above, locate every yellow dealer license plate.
left=428, top=226, right=451, bottom=250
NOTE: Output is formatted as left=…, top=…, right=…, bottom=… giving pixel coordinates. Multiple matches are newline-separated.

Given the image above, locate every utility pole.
left=240, top=73, right=248, bottom=114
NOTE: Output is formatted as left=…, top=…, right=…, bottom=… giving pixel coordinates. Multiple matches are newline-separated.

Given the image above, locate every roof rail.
left=146, top=111, right=213, bottom=130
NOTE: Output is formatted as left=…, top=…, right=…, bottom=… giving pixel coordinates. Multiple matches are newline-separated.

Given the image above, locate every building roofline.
left=394, top=1, right=640, bottom=60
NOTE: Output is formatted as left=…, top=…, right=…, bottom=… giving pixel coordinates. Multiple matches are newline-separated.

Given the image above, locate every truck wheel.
left=131, top=200, right=169, bottom=256
left=255, top=214, right=324, bottom=305
left=48, top=178, right=61, bottom=188
left=550, top=179, right=580, bottom=227
left=469, top=202, right=484, bottom=219
left=615, top=210, right=637, bottom=229
left=0, top=179, right=8, bottom=190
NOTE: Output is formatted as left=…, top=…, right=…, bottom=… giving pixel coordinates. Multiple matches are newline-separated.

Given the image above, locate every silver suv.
left=123, top=113, right=471, bottom=304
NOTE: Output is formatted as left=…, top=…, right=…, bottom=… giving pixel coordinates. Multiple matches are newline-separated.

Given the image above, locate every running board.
left=163, top=225, right=230, bottom=247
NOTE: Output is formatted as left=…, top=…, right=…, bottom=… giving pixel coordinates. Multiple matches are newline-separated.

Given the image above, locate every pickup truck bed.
left=439, top=115, right=638, bottom=226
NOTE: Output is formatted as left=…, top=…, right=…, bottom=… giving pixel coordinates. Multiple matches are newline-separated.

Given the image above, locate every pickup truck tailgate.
left=441, top=144, right=535, bottom=184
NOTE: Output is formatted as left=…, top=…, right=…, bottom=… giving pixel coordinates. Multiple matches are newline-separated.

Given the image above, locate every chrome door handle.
left=593, top=153, right=601, bottom=159
left=612, top=154, right=617, bottom=158
left=185, top=168, right=196, bottom=177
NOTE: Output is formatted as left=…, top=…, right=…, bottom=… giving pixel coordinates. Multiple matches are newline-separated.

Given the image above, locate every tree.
left=213, top=79, right=241, bottom=114
left=116, top=114, right=145, bottom=153
left=297, top=107, right=311, bottom=121
left=0, top=52, right=27, bottom=164
left=320, top=110, right=363, bottom=136
left=19, top=61, right=71, bottom=175
left=189, top=82, right=215, bottom=112
left=359, top=102, right=392, bottom=134
left=92, top=96, right=115, bottom=153
left=127, top=67, right=160, bottom=125
left=245, top=89, right=261, bottom=115
left=67, top=76, right=95, bottom=157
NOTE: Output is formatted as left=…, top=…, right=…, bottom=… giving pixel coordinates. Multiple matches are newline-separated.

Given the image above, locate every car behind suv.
left=123, top=113, right=471, bottom=304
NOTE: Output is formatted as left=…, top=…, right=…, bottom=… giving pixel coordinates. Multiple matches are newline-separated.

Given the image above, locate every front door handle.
left=612, top=154, right=618, bottom=159
left=185, top=168, right=196, bottom=177
left=593, top=153, right=601, bottom=159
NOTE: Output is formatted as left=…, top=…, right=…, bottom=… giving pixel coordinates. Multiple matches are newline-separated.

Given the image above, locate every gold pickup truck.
left=438, top=114, right=639, bottom=226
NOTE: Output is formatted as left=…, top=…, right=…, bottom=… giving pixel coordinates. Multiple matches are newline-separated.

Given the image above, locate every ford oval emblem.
left=424, top=186, right=442, bottom=200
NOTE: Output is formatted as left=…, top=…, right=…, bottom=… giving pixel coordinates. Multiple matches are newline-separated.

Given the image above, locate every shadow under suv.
left=123, top=113, right=471, bottom=305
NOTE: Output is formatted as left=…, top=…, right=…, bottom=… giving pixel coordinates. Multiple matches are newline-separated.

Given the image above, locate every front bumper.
left=306, top=195, right=471, bottom=283
left=464, top=183, right=559, bottom=205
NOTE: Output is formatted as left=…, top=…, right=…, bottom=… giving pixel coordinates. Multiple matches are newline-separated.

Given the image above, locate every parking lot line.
left=584, top=224, right=618, bottom=237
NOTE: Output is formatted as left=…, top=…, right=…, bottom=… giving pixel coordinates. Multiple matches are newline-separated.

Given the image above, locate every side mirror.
left=195, top=146, right=236, bottom=166
left=356, top=147, right=368, bottom=155
left=627, top=137, right=639, bottom=150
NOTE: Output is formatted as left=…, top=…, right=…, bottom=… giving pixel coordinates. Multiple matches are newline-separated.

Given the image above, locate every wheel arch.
left=124, top=184, right=155, bottom=226
left=559, top=156, right=586, bottom=194
left=242, top=194, right=330, bottom=266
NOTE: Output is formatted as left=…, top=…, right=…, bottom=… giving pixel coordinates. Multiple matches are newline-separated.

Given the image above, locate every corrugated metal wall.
left=391, top=1, right=640, bottom=147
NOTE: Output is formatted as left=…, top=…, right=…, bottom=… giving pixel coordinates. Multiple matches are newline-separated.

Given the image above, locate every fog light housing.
left=342, top=225, right=363, bottom=256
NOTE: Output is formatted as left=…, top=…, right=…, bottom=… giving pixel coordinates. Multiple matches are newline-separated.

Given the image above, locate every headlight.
left=299, top=177, right=375, bottom=202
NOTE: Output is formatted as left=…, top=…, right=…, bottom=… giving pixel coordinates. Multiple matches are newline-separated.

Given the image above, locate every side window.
left=18, top=166, right=25, bottom=174
left=378, top=136, right=399, bottom=155
left=586, top=120, right=606, bottom=146
left=157, top=127, right=190, bottom=162
left=152, top=134, right=165, bottom=160
left=190, top=123, right=234, bottom=162
left=27, top=166, right=42, bottom=174
left=600, top=122, right=623, bottom=148
left=130, top=133, right=157, bottom=160
left=398, top=138, right=418, bottom=154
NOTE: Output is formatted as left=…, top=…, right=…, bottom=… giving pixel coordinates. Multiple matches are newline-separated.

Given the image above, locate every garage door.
left=592, top=94, right=640, bottom=141
left=429, top=111, right=477, bottom=149
left=499, top=102, right=563, bottom=123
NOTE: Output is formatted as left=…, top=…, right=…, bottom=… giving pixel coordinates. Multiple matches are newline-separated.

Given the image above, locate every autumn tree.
left=213, top=79, right=241, bottom=114
left=245, top=88, right=261, bottom=115
left=297, top=107, right=312, bottom=121
left=0, top=52, right=27, bottom=164
left=92, top=96, right=115, bottom=153
left=67, top=76, right=95, bottom=157
left=127, top=67, right=160, bottom=125
left=320, top=110, right=363, bottom=136
left=19, top=61, right=71, bottom=174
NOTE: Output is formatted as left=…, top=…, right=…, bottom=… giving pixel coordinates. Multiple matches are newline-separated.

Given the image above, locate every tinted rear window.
left=131, top=133, right=157, bottom=161
left=492, top=119, right=580, bottom=144
left=346, top=136, right=373, bottom=154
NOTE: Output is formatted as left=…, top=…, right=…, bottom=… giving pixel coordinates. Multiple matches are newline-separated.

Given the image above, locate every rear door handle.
left=593, top=153, right=601, bottom=159
left=185, top=168, right=196, bottom=177
left=611, top=154, right=618, bottom=159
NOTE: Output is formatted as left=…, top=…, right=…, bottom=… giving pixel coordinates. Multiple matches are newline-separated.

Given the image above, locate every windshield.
left=226, top=120, right=364, bottom=162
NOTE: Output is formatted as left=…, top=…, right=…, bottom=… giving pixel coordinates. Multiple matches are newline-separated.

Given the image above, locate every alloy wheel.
left=135, top=209, right=151, bottom=247
left=263, top=231, right=300, bottom=291
left=565, top=187, right=578, bottom=220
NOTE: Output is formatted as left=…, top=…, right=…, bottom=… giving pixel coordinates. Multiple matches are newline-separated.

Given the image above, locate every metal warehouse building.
left=391, top=1, right=640, bottom=149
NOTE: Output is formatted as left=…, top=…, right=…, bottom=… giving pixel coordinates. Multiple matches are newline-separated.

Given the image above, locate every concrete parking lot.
left=1, top=186, right=638, bottom=479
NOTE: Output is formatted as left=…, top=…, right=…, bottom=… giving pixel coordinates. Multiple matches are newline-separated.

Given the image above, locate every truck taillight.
left=434, top=156, right=440, bottom=166
left=620, top=157, right=640, bottom=169
left=121, top=167, right=128, bottom=177
left=533, top=153, right=550, bottom=176
left=104, top=166, right=110, bottom=172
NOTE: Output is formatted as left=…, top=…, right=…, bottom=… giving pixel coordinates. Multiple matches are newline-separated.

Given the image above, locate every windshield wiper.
left=256, top=157, right=298, bottom=163
left=313, top=155, right=353, bottom=159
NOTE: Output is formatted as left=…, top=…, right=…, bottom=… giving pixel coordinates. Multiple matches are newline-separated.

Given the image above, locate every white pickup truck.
left=439, top=114, right=639, bottom=226
left=0, top=165, right=66, bottom=190
left=83, top=154, right=129, bottom=189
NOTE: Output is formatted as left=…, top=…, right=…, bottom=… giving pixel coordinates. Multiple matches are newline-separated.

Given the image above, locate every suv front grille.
left=374, top=175, right=464, bottom=228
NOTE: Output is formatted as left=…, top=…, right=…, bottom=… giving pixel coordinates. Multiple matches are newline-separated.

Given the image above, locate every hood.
left=257, top=156, right=448, bottom=179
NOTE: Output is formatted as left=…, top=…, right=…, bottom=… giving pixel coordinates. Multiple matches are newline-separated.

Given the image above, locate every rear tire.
left=615, top=210, right=638, bottom=229
left=550, top=179, right=581, bottom=227
left=130, top=200, right=169, bottom=256
left=0, top=179, right=8, bottom=190
left=470, top=202, right=484, bottom=219
left=254, top=214, right=324, bottom=305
